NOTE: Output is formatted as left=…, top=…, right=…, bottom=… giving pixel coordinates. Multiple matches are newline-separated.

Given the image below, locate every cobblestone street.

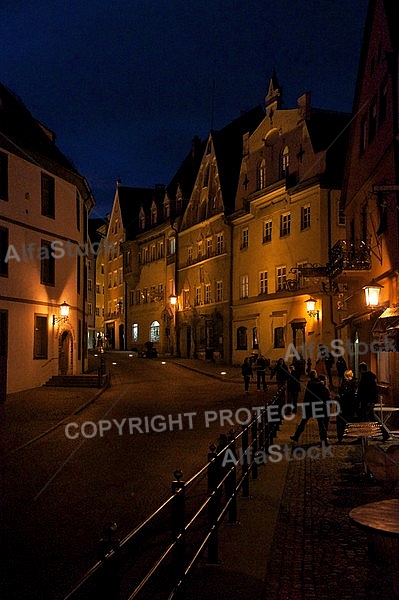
left=262, top=420, right=397, bottom=600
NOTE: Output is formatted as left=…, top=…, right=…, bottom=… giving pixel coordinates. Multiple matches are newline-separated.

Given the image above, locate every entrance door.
left=59, top=331, right=71, bottom=375
left=0, top=310, right=8, bottom=402
left=119, top=324, right=125, bottom=350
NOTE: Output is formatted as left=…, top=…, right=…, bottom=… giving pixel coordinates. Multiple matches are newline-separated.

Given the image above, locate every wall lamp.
left=305, top=297, right=319, bottom=321
left=53, top=301, right=70, bottom=325
left=363, top=283, right=383, bottom=308
left=169, top=294, right=178, bottom=306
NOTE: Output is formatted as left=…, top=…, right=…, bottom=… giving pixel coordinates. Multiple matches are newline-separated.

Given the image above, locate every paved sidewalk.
left=1, top=356, right=398, bottom=599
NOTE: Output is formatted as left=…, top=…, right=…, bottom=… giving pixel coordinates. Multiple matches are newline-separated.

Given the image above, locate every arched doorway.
left=59, top=330, right=72, bottom=375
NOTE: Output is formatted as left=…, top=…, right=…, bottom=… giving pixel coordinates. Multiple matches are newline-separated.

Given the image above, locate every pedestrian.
left=318, top=374, right=331, bottom=434
left=271, top=357, right=290, bottom=407
left=290, top=370, right=328, bottom=445
left=255, top=353, right=268, bottom=392
left=357, top=362, right=378, bottom=421
left=241, top=357, right=253, bottom=393
left=305, top=357, right=312, bottom=376
left=287, top=364, right=301, bottom=413
left=324, top=351, right=335, bottom=387
left=336, top=369, right=357, bottom=442
left=336, top=355, right=348, bottom=385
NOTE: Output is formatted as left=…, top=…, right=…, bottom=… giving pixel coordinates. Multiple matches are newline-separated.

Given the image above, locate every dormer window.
left=164, top=199, right=170, bottom=219
left=139, top=207, right=145, bottom=230
left=280, top=146, right=289, bottom=178
left=256, top=159, right=266, bottom=190
left=151, top=202, right=157, bottom=225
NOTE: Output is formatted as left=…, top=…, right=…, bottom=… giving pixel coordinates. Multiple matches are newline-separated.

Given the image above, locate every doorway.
left=59, top=330, right=72, bottom=375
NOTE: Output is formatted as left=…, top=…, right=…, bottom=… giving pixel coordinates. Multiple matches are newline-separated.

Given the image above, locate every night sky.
left=1, top=0, right=368, bottom=218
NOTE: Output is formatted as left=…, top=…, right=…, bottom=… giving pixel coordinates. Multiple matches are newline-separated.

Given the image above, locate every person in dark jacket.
left=255, top=354, right=268, bottom=391
left=336, top=355, right=348, bottom=385
left=287, top=364, right=301, bottom=413
left=290, top=371, right=328, bottom=444
left=271, top=358, right=290, bottom=405
left=336, top=369, right=357, bottom=441
left=241, top=357, right=253, bottom=393
left=357, top=362, right=378, bottom=420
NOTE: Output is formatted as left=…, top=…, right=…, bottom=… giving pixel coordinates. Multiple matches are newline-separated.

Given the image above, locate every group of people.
left=241, top=352, right=378, bottom=445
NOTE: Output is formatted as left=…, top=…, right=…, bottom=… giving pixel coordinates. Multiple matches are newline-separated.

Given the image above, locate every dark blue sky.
left=1, top=0, right=368, bottom=218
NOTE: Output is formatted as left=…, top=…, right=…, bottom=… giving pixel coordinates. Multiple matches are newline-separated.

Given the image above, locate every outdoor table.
left=349, top=499, right=399, bottom=596
left=374, top=406, right=399, bottom=427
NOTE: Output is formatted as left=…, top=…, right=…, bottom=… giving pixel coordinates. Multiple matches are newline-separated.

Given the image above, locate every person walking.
left=336, top=369, right=357, bottom=442
left=357, top=362, right=378, bottom=421
left=255, top=353, right=268, bottom=392
left=290, top=370, right=328, bottom=445
left=336, top=355, right=348, bottom=386
left=271, top=357, right=290, bottom=406
left=287, top=364, right=301, bottom=413
left=241, top=357, right=253, bottom=393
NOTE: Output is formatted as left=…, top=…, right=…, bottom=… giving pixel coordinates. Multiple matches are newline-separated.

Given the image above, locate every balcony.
left=328, top=239, right=371, bottom=279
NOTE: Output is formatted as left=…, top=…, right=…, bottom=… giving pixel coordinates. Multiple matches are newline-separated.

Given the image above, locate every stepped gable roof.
left=306, top=108, right=351, bottom=184
left=117, top=184, right=165, bottom=238
left=88, top=217, right=107, bottom=244
left=0, top=82, right=76, bottom=172
left=212, top=105, right=264, bottom=213
left=166, top=135, right=206, bottom=201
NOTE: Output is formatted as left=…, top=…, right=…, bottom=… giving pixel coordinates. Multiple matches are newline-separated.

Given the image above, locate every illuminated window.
left=150, top=320, right=160, bottom=342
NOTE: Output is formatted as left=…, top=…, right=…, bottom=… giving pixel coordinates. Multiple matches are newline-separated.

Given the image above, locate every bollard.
left=98, top=522, right=120, bottom=600
left=226, top=431, right=238, bottom=523
left=172, top=469, right=186, bottom=577
left=207, top=444, right=220, bottom=564
left=241, top=424, right=250, bottom=497
left=251, top=413, right=258, bottom=480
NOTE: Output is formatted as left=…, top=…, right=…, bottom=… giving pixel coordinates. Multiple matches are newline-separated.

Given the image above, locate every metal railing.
left=64, top=386, right=286, bottom=600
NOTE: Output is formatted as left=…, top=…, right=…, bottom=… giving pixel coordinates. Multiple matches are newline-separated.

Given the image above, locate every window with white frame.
left=197, top=241, right=203, bottom=260
left=169, top=237, right=176, bottom=255
left=240, top=274, right=249, bottom=299
left=206, top=237, right=213, bottom=257
left=150, top=245, right=156, bottom=261
left=216, top=233, right=224, bottom=254
left=195, top=286, right=201, bottom=306
left=276, top=266, right=287, bottom=291
left=204, top=283, right=211, bottom=304
left=132, top=323, right=139, bottom=343
left=259, top=271, right=268, bottom=295
left=263, top=220, right=272, bottom=243
left=216, top=280, right=223, bottom=302
left=88, top=302, right=93, bottom=315
left=136, top=288, right=141, bottom=304
left=301, top=205, right=311, bottom=230
left=280, top=146, right=289, bottom=177
left=183, top=289, right=190, bottom=309
left=256, top=159, right=266, bottom=190
left=150, top=320, right=160, bottom=342
left=280, top=212, right=291, bottom=237
left=241, top=228, right=248, bottom=249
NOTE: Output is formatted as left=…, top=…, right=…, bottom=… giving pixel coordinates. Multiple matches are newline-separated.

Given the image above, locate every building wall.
left=104, top=195, right=125, bottom=350
left=1, top=151, right=90, bottom=392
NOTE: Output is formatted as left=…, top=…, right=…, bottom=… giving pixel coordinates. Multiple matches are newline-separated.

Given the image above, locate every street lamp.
left=169, top=294, right=178, bottom=306
left=53, top=301, right=70, bottom=325
left=305, top=297, right=319, bottom=320
left=363, top=283, right=383, bottom=307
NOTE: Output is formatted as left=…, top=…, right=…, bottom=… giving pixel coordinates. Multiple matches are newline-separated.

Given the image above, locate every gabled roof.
left=212, top=105, right=264, bottom=213
left=0, top=82, right=76, bottom=172
left=88, top=217, right=108, bottom=244
left=306, top=108, right=351, bottom=185
left=0, top=82, right=95, bottom=210
left=117, top=185, right=165, bottom=238
left=166, top=135, right=206, bottom=201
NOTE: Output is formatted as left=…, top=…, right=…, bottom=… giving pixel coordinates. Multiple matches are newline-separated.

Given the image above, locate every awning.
left=372, top=306, right=399, bottom=333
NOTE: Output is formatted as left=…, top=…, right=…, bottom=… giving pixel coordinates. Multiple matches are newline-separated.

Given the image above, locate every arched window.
left=237, top=326, right=248, bottom=350
left=280, top=146, right=289, bottom=178
left=256, top=159, right=266, bottom=190
left=150, top=320, right=160, bottom=342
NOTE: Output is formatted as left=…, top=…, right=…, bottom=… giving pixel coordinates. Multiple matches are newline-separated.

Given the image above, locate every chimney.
left=297, top=92, right=311, bottom=120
